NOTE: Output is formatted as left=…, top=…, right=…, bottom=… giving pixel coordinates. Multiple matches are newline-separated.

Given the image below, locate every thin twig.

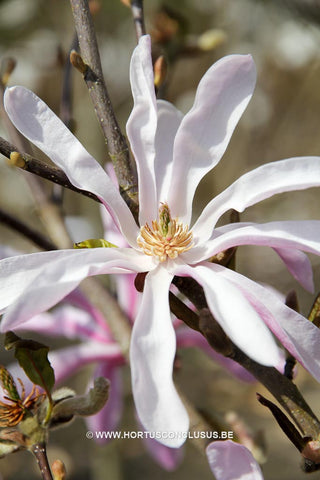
left=69, top=0, right=139, bottom=219
left=0, top=137, right=101, bottom=204
left=131, top=0, right=146, bottom=40
left=0, top=209, right=56, bottom=251
left=31, top=443, right=54, bottom=480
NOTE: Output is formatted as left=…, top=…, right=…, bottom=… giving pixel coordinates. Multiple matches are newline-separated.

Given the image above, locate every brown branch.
left=31, top=443, right=54, bottom=480
left=0, top=137, right=101, bottom=204
left=69, top=0, right=139, bottom=219
left=131, top=0, right=146, bottom=40
left=0, top=209, right=56, bottom=251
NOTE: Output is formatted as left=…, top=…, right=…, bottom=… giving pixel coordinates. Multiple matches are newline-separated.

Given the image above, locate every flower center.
left=137, top=203, right=193, bottom=262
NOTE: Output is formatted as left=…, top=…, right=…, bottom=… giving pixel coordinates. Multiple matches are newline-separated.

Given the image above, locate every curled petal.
left=213, top=263, right=320, bottom=383
left=126, top=35, right=158, bottom=225
left=167, top=54, right=256, bottom=224
left=130, top=266, right=189, bottom=447
left=187, top=221, right=320, bottom=293
left=173, top=263, right=283, bottom=367
left=273, top=247, right=314, bottom=293
left=0, top=248, right=154, bottom=331
left=193, top=156, right=320, bottom=240
left=4, top=86, right=139, bottom=245
left=206, top=440, right=264, bottom=480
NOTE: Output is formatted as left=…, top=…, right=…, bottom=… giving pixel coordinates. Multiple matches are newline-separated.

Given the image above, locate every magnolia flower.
left=2, top=35, right=320, bottom=447
left=206, top=440, right=264, bottom=480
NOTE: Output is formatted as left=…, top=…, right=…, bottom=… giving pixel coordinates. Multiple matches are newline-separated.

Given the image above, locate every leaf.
left=74, top=238, right=117, bottom=249
left=4, top=332, right=55, bottom=395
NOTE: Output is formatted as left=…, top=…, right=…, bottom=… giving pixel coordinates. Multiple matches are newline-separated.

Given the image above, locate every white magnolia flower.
left=2, top=35, right=320, bottom=447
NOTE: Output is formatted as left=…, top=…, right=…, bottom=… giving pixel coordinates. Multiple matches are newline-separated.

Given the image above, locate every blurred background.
left=1, top=0, right=320, bottom=478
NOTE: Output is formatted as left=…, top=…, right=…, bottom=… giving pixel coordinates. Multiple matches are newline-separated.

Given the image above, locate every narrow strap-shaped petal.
left=17, top=305, right=109, bottom=343
left=206, top=440, right=264, bottom=480
left=85, top=364, right=123, bottom=444
left=130, top=266, right=189, bottom=447
left=212, top=263, right=320, bottom=383
left=193, top=156, right=320, bottom=240
left=187, top=220, right=320, bottom=290
left=47, top=342, right=123, bottom=385
left=154, top=100, right=183, bottom=205
left=4, top=86, right=139, bottom=245
left=273, top=247, right=314, bottom=293
left=173, top=263, right=283, bottom=367
left=126, top=35, right=158, bottom=225
left=167, top=54, right=256, bottom=224
left=0, top=247, right=154, bottom=331
left=142, top=430, right=184, bottom=471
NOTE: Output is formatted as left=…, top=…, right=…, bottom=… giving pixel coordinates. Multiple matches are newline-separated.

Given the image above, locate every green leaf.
left=4, top=332, right=55, bottom=395
left=74, top=238, right=117, bottom=249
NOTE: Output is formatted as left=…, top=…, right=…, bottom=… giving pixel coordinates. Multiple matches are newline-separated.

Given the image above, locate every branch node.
left=8, top=151, right=26, bottom=169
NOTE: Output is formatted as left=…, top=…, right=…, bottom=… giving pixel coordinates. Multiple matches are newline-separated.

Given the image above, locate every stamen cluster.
left=137, top=204, right=193, bottom=262
left=0, top=367, right=45, bottom=427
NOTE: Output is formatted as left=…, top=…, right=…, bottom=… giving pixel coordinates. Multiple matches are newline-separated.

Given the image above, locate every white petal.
left=126, top=35, right=158, bottom=225
left=167, top=54, right=256, bottom=224
left=206, top=440, right=264, bottom=480
left=130, top=266, right=189, bottom=447
left=0, top=248, right=154, bottom=331
left=154, top=100, right=183, bottom=204
left=173, top=263, right=283, bottom=367
left=193, top=156, right=320, bottom=241
left=188, top=221, right=320, bottom=292
left=213, top=263, right=320, bottom=383
left=4, top=86, right=139, bottom=245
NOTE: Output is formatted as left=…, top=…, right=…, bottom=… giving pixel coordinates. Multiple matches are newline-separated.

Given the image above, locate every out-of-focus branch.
left=130, top=0, right=146, bottom=40
left=0, top=137, right=101, bottom=204
left=69, top=0, right=139, bottom=220
left=0, top=209, right=56, bottom=251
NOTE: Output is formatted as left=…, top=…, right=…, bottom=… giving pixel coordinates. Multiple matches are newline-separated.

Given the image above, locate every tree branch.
left=0, top=137, right=101, bottom=204
left=69, top=0, right=139, bottom=219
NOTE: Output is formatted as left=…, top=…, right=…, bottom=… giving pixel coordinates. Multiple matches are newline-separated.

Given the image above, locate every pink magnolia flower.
left=206, top=440, right=264, bottom=480
left=2, top=34, right=320, bottom=446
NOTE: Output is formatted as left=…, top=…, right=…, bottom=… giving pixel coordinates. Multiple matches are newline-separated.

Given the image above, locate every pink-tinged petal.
left=154, top=100, right=183, bottom=205
left=193, top=156, right=320, bottom=240
left=167, top=54, right=256, bottom=224
left=212, top=263, right=320, bottom=382
left=0, top=248, right=154, bottom=331
left=130, top=266, right=189, bottom=447
left=273, top=247, right=314, bottom=293
left=16, top=305, right=108, bottom=343
left=85, top=363, right=123, bottom=444
left=176, top=327, right=255, bottom=383
left=173, top=263, right=283, bottom=367
left=206, top=440, right=264, bottom=480
left=187, top=221, right=320, bottom=290
left=48, top=342, right=123, bottom=385
left=66, top=289, right=112, bottom=338
left=4, top=86, right=139, bottom=246
left=126, top=35, right=157, bottom=225
left=142, top=432, right=184, bottom=471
